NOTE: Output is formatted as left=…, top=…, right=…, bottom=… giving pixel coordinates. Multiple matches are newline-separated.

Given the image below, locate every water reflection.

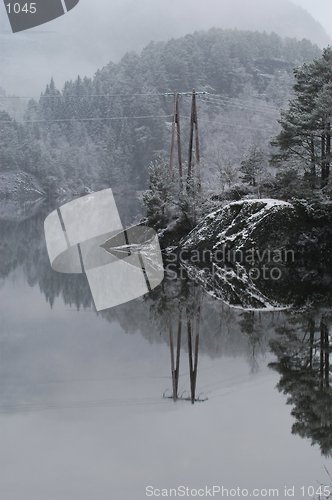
left=269, top=312, right=332, bottom=456
left=164, top=303, right=208, bottom=404
left=0, top=205, right=331, bottom=457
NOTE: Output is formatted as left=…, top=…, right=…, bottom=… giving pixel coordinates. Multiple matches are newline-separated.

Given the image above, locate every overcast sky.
left=294, top=0, right=332, bottom=36
left=1, top=0, right=331, bottom=95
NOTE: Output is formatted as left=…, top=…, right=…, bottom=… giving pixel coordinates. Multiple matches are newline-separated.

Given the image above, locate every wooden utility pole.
left=167, top=91, right=205, bottom=191
left=169, top=92, right=183, bottom=187
left=187, top=89, right=201, bottom=185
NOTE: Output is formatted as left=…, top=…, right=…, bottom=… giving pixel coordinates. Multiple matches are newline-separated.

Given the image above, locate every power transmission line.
left=202, top=96, right=280, bottom=115
left=0, top=114, right=173, bottom=124
left=0, top=90, right=279, bottom=115
left=197, top=117, right=279, bottom=133
left=0, top=91, right=280, bottom=134
left=205, top=93, right=279, bottom=111
left=0, top=91, right=280, bottom=122
left=203, top=100, right=279, bottom=116
left=0, top=92, right=169, bottom=100
left=0, top=91, right=207, bottom=100
left=0, top=114, right=279, bottom=133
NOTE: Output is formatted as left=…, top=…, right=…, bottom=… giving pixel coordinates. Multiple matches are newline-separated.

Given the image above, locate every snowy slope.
left=181, top=199, right=296, bottom=254
left=179, top=199, right=332, bottom=310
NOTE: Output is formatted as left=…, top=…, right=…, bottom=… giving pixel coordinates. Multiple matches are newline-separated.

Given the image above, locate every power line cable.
left=202, top=96, right=280, bottom=115
left=205, top=93, right=280, bottom=112
left=0, top=114, right=173, bottom=124
left=200, top=101, right=279, bottom=119
left=183, top=115, right=278, bottom=133
left=0, top=91, right=206, bottom=100
left=0, top=92, right=169, bottom=100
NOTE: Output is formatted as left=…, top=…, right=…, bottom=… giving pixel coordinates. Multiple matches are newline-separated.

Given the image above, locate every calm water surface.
left=0, top=207, right=331, bottom=500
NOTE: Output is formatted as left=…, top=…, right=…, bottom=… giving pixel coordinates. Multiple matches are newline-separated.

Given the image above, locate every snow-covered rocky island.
left=180, top=198, right=332, bottom=264
left=180, top=199, right=296, bottom=256
left=173, top=199, right=332, bottom=310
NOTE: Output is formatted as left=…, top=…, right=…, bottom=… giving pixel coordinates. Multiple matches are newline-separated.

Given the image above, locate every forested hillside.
left=0, top=0, right=329, bottom=95
left=0, top=29, right=321, bottom=219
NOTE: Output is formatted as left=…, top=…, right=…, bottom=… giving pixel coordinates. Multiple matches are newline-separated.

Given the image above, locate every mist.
left=0, top=0, right=330, bottom=96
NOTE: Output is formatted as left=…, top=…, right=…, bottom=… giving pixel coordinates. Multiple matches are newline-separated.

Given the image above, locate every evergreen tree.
left=143, top=159, right=175, bottom=227
left=272, top=48, right=332, bottom=188
left=240, top=145, right=266, bottom=195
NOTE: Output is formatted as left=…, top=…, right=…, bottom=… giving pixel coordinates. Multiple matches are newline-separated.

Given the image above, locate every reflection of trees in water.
left=15, top=215, right=272, bottom=362
left=269, top=312, right=332, bottom=456
left=240, top=311, right=265, bottom=374
left=4, top=211, right=332, bottom=429
left=0, top=211, right=93, bottom=309
left=145, top=267, right=274, bottom=360
left=0, top=212, right=308, bottom=375
left=0, top=212, right=277, bottom=364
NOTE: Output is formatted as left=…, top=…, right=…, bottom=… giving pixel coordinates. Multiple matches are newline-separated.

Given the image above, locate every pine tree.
left=240, top=145, right=266, bottom=195
left=143, top=159, right=175, bottom=227
left=272, top=48, right=332, bottom=188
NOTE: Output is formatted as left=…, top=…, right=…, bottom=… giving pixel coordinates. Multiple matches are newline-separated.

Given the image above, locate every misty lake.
left=0, top=204, right=331, bottom=500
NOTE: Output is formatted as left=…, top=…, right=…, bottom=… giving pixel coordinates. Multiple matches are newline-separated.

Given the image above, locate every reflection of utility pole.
left=163, top=303, right=207, bottom=405
left=320, top=316, right=330, bottom=388
left=186, top=301, right=206, bottom=404
left=308, top=317, right=315, bottom=369
left=187, top=315, right=199, bottom=404
left=169, top=313, right=182, bottom=402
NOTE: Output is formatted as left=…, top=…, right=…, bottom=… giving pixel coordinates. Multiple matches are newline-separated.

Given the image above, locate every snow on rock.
left=181, top=198, right=297, bottom=255
left=0, top=171, right=44, bottom=199
left=178, top=198, right=332, bottom=310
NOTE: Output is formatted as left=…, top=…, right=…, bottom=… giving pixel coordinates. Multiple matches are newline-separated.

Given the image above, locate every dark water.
left=0, top=205, right=331, bottom=500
